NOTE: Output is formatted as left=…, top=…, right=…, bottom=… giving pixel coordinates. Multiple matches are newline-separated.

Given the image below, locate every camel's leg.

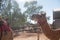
left=8, top=30, right=13, bottom=40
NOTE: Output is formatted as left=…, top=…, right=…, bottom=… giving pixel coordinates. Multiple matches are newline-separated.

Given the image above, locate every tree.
left=1, top=0, right=26, bottom=30
left=24, top=1, right=42, bottom=16
left=0, top=0, right=9, bottom=13
left=11, top=1, right=26, bottom=28
left=24, top=1, right=43, bottom=23
left=0, top=0, right=2, bottom=10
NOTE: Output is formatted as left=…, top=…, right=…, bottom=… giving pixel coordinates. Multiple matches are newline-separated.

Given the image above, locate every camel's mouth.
left=31, top=14, right=36, bottom=20
left=30, top=14, right=39, bottom=22
left=31, top=14, right=42, bottom=20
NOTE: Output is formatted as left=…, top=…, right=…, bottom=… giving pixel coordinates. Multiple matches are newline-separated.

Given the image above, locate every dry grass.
left=14, top=32, right=49, bottom=40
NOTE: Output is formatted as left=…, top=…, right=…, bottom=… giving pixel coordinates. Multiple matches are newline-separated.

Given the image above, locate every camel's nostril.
left=40, top=16, right=42, bottom=17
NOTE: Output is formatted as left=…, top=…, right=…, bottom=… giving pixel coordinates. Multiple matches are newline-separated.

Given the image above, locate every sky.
left=15, top=0, right=60, bottom=24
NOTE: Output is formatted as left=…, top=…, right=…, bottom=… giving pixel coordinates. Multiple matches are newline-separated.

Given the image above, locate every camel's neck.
left=38, top=20, right=52, bottom=35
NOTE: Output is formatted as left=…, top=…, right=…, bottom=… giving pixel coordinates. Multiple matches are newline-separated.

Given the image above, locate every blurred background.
left=0, top=0, right=60, bottom=40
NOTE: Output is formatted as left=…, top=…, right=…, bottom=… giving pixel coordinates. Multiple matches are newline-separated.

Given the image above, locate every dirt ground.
left=14, top=32, right=49, bottom=40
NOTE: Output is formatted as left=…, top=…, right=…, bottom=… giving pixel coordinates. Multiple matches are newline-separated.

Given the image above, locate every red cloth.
left=0, top=22, right=11, bottom=32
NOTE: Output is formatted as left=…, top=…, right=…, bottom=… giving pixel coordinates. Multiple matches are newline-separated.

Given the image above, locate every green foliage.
left=24, top=1, right=43, bottom=16
left=1, top=0, right=26, bottom=30
left=24, top=1, right=43, bottom=23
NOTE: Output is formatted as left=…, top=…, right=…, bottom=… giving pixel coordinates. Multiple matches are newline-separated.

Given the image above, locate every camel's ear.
left=43, top=13, right=46, bottom=16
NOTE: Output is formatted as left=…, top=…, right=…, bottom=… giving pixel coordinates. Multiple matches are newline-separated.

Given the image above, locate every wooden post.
left=37, top=28, right=40, bottom=40
left=37, top=32, right=39, bottom=40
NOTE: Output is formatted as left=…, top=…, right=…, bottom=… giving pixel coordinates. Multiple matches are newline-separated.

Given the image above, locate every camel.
left=0, top=19, right=13, bottom=40
left=31, top=12, right=60, bottom=40
left=1, top=27, right=13, bottom=40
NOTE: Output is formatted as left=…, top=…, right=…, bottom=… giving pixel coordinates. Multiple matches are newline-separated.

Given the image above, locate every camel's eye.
left=40, top=16, right=42, bottom=17
left=39, top=15, right=42, bottom=18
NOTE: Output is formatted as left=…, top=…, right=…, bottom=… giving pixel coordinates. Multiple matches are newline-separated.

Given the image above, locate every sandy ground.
left=14, top=32, right=49, bottom=40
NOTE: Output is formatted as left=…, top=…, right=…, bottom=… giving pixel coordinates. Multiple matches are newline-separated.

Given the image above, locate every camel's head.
left=31, top=12, right=46, bottom=23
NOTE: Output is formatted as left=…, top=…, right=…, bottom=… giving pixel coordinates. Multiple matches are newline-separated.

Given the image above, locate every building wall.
left=53, top=11, right=60, bottom=19
left=53, top=10, right=60, bottom=28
